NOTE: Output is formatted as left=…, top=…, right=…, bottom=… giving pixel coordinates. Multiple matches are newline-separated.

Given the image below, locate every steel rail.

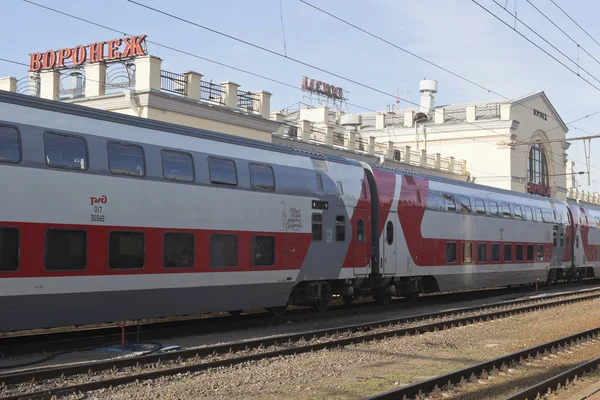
left=366, top=327, right=600, bottom=400
left=2, top=290, right=600, bottom=399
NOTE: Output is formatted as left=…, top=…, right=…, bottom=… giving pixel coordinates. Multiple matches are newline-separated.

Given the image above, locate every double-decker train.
left=0, top=90, right=599, bottom=333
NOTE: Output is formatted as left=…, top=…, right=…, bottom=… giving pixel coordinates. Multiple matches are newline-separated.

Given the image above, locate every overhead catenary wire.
left=549, top=0, right=600, bottom=51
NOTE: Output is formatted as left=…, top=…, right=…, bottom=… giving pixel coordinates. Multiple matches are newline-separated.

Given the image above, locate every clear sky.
left=2, top=0, right=600, bottom=191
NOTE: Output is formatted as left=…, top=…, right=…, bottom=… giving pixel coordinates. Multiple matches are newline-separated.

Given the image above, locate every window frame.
left=251, top=234, right=276, bottom=267
left=501, top=203, right=512, bottom=218
left=489, top=201, right=499, bottom=216
left=446, top=242, right=457, bottom=264
left=43, top=131, right=89, bottom=171
left=537, top=244, right=545, bottom=261
left=0, top=124, right=23, bottom=164
left=107, top=141, right=146, bottom=177
left=249, top=162, right=276, bottom=191
left=443, top=194, right=457, bottom=212
left=311, top=213, right=323, bottom=241
left=474, top=199, right=486, bottom=215
left=336, top=215, right=346, bottom=242
left=524, top=206, right=534, bottom=221
left=44, top=228, right=88, bottom=271
left=516, top=244, right=524, bottom=262
left=210, top=233, right=239, bottom=268
left=208, top=156, right=238, bottom=186
left=162, top=232, right=195, bottom=269
left=161, top=149, right=195, bottom=183
left=357, top=218, right=365, bottom=243
left=513, top=205, right=523, bottom=220
left=491, top=243, right=500, bottom=262
left=458, top=196, right=472, bottom=213
left=462, top=242, right=473, bottom=264
left=108, top=230, right=145, bottom=270
left=504, top=243, right=513, bottom=262
left=0, top=226, right=20, bottom=272
left=526, top=244, right=534, bottom=261
left=477, top=242, right=487, bottom=263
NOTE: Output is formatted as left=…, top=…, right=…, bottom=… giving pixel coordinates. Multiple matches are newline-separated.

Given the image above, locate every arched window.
left=527, top=143, right=549, bottom=188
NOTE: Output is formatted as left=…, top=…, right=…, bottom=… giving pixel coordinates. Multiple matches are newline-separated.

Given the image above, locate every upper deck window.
left=208, top=157, right=237, bottom=186
left=249, top=163, right=275, bottom=191
left=108, top=142, right=145, bottom=177
left=44, top=132, right=88, bottom=170
left=162, top=150, right=194, bottom=182
left=0, top=126, right=21, bottom=164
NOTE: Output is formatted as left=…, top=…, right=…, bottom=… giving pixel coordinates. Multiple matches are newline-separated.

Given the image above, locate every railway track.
left=2, top=280, right=598, bottom=358
left=2, top=286, right=600, bottom=399
left=366, top=326, right=600, bottom=400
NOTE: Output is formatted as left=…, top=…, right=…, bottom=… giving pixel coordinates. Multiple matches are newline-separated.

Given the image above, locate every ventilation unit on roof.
left=419, top=79, right=437, bottom=114
left=340, top=114, right=362, bottom=131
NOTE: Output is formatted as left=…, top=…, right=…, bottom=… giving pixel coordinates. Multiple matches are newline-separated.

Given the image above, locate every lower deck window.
left=504, top=244, right=512, bottom=262
left=210, top=234, right=238, bottom=268
left=446, top=242, right=457, bottom=263
left=516, top=244, right=523, bottom=261
left=109, top=232, right=144, bottom=269
left=45, top=229, right=87, bottom=270
left=462, top=242, right=472, bottom=264
left=477, top=243, right=487, bottom=263
left=0, top=228, right=19, bottom=271
left=163, top=233, right=194, bottom=268
left=252, top=235, right=275, bottom=267
left=491, top=244, right=500, bottom=262
left=537, top=245, right=544, bottom=261
left=527, top=244, right=534, bottom=261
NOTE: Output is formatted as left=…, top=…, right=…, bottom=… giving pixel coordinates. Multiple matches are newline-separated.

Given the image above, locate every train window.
left=252, top=235, right=275, bottom=267
left=474, top=199, right=486, bottom=215
left=524, top=207, right=534, bottom=221
left=316, top=173, right=324, bottom=191
left=0, top=126, right=21, bottom=164
left=386, top=221, right=394, bottom=245
left=504, top=244, right=512, bottom=262
left=462, top=242, right=472, bottom=264
left=560, top=232, right=564, bottom=247
left=249, top=163, right=275, bottom=191
left=0, top=228, right=19, bottom=271
left=535, top=208, right=543, bottom=222
left=446, top=242, right=457, bottom=263
left=336, top=216, right=346, bottom=242
left=357, top=219, right=365, bottom=243
left=516, top=244, right=523, bottom=261
left=45, top=229, right=86, bottom=271
left=527, top=244, right=534, bottom=261
left=501, top=203, right=512, bottom=218
left=108, top=142, right=145, bottom=177
left=542, top=210, right=555, bottom=223
left=210, top=234, right=238, bottom=268
left=426, top=191, right=444, bottom=211
left=44, top=132, right=88, bottom=170
left=336, top=181, right=344, bottom=195
left=477, top=243, right=487, bottom=263
left=514, top=206, right=523, bottom=220
left=162, top=150, right=194, bottom=183
left=537, top=244, right=544, bottom=261
left=312, top=214, right=323, bottom=241
left=443, top=194, right=456, bottom=212
left=491, top=244, right=500, bottom=262
left=458, top=197, right=472, bottom=213
left=208, top=157, right=237, bottom=186
left=109, top=231, right=144, bottom=269
left=163, top=233, right=194, bottom=268
left=489, top=201, right=499, bottom=216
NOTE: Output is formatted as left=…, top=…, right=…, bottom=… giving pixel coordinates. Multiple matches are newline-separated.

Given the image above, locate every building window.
left=528, top=142, right=549, bottom=188
left=109, top=231, right=144, bottom=269
left=458, top=197, right=472, bottom=213
left=210, top=234, right=238, bottom=267
left=489, top=201, right=499, bottom=216
left=516, top=244, right=524, bottom=261
left=446, top=242, right=457, bottom=263
left=249, top=163, right=275, bottom=191
left=252, top=235, right=275, bottom=266
left=108, top=142, right=145, bottom=177
left=0, top=126, right=21, bottom=164
left=208, top=157, right=237, bottom=186
left=312, top=214, right=322, bottom=241
left=44, top=132, right=88, bottom=170
left=357, top=219, right=365, bottom=242
left=527, top=244, right=534, bottom=261
left=45, top=229, right=87, bottom=271
left=163, top=233, right=194, bottom=268
left=504, top=243, right=512, bottom=262
left=477, top=243, right=487, bottom=263
left=463, top=242, right=472, bottom=264
left=0, top=228, right=19, bottom=271
left=386, top=221, right=394, bottom=245
left=162, top=150, right=194, bottom=182
left=443, top=194, right=456, bottom=212
left=491, top=243, right=500, bottom=262
left=475, top=199, right=486, bottom=215
left=336, top=216, right=346, bottom=242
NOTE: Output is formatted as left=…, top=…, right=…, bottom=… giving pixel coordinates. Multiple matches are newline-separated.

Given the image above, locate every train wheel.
left=313, top=300, right=329, bottom=312
left=376, top=292, right=392, bottom=305
left=268, top=306, right=287, bottom=317
left=342, top=295, right=354, bottom=305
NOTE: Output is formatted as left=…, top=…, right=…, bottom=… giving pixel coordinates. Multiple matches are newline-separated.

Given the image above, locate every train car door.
left=382, top=212, right=397, bottom=275
left=353, top=208, right=371, bottom=276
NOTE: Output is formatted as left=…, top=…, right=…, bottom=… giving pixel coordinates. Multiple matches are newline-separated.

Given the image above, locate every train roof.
left=0, top=90, right=362, bottom=168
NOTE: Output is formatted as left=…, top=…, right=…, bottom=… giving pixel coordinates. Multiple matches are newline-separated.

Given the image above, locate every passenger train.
left=0, top=90, right=599, bottom=333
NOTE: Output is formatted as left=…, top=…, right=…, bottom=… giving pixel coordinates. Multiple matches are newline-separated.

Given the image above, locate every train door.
left=551, top=224, right=564, bottom=266
left=382, top=213, right=397, bottom=275
left=353, top=208, right=370, bottom=276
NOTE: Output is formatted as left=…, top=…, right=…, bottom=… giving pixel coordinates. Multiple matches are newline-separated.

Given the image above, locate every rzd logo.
left=90, top=195, right=108, bottom=206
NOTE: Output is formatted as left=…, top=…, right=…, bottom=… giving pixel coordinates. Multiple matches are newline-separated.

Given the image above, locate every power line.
left=549, top=0, right=600, bottom=50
